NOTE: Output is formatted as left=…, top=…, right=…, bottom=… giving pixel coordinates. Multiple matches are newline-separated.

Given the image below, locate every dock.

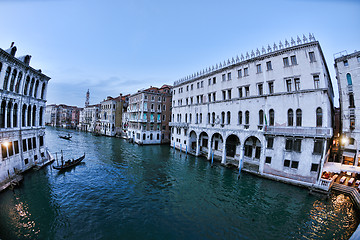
left=0, top=174, right=23, bottom=192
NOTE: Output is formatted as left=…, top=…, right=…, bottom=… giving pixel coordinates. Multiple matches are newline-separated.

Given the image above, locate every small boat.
left=59, top=134, right=72, bottom=140
left=53, top=153, right=85, bottom=170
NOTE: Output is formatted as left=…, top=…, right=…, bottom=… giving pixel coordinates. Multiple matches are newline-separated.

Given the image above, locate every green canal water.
left=0, top=127, right=358, bottom=239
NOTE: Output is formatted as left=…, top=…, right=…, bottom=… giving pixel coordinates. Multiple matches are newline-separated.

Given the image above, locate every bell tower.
left=85, top=89, right=90, bottom=107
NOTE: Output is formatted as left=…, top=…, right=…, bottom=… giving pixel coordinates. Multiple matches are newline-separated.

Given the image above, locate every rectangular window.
left=313, top=75, right=320, bottom=89
left=311, top=163, right=319, bottom=172
left=309, top=51, right=316, bottom=62
left=227, top=89, right=232, bottom=99
left=201, top=81, right=204, bottom=88
left=222, top=90, right=226, bottom=100
left=313, top=140, right=323, bottom=155
left=268, top=81, right=274, bottom=94
left=24, top=158, right=29, bottom=165
left=286, top=79, right=292, bottom=92
left=190, top=97, right=193, bottom=104
left=265, top=157, right=272, bottom=164
left=244, top=67, right=249, bottom=76
left=267, top=137, right=274, bottom=149
left=285, top=139, right=293, bottom=151
left=290, top=55, right=297, bottom=65
left=186, top=85, right=189, bottom=91
left=344, top=60, right=348, bottom=66
left=213, top=92, right=216, bottom=102
left=191, top=84, right=193, bottom=90
left=238, top=69, right=242, bottom=78
left=238, top=87, right=243, bottom=98
left=294, top=78, right=300, bottom=91
left=284, top=159, right=290, bottom=167
left=266, top=61, right=272, bottom=71
left=8, top=142, right=13, bottom=157
left=213, top=77, right=216, bottom=84
left=2, top=144, right=8, bottom=159
left=208, top=78, right=211, bottom=85
left=245, top=86, right=250, bottom=97
left=258, top=84, right=263, bottom=96
left=293, top=139, right=302, bottom=152
left=22, top=139, right=27, bottom=152
left=256, top=64, right=262, bottom=73
left=222, top=74, right=226, bottom=81
left=197, top=82, right=200, bottom=89
left=208, top=94, right=212, bottom=102
left=14, top=141, right=19, bottom=154
left=283, top=57, right=289, bottom=67
left=291, top=161, right=299, bottom=169
left=227, top=72, right=231, bottom=80
left=357, top=56, right=360, bottom=63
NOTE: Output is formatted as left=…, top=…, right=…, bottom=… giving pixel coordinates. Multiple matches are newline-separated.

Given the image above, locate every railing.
left=316, top=178, right=334, bottom=191
left=264, top=126, right=332, bottom=137
left=169, top=122, right=189, bottom=128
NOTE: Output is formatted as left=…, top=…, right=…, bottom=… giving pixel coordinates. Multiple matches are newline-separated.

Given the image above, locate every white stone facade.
left=79, top=104, right=100, bottom=132
left=99, top=97, right=118, bottom=136
left=0, top=44, right=51, bottom=183
left=171, top=36, right=334, bottom=187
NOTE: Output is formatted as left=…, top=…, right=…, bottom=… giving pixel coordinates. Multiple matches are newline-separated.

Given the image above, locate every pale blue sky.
left=0, top=0, right=359, bottom=107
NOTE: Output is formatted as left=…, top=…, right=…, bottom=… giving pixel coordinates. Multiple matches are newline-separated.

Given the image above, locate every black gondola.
left=59, top=134, right=72, bottom=140
left=53, top=153, right=85, bottom=170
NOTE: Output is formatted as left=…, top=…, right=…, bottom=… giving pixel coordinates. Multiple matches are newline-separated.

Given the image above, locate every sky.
left=0, top=0, right=359, bottom=107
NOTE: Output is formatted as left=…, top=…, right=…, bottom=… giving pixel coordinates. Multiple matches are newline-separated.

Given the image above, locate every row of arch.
left=174, top=107, right=324, bottom=127
left=0, top=63, right=46, bottom=99
left=0, top=100, right=44, bottom=128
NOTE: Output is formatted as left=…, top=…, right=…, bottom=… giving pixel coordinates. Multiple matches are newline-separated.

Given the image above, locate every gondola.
left=59, top=134, right=72, bottom=140
left=53, top=153, right=85, bottom=170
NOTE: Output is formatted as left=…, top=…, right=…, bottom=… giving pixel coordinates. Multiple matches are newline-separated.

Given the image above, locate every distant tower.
left=85, top=89, right=90, bottom=107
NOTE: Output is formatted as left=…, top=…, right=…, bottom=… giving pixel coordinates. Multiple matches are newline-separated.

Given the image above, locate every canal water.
left=0, top=127, right=358, bottom=240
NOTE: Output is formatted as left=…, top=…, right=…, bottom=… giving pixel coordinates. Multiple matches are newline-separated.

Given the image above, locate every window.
left=208, top=78, right=211, bottom=85
left=258, top=84, right=263, bottom=96
left=186, top=85, right=189, bottom=91
left=313, top=75, right=320, bottom=89
left=288, top=109, right=293, bottom=126
left=238, top=87, right=243, bottom=98
left=222, top=74, right=226, bottom=81
left=33, top=137, right=36, bottom=148
left=22, top=139, right=27, bottom=152
left=309, top=52, right=316, bottom=62
left=227, top=72, right=231, bottom=80
left=1, top=143, right=7, bottom=159
left=245, top=111, right=249, bottom=125
left=14, top=141, right=19, bottom=154
left=268, top=81, right=274, bottom=94
left=269, top=109, right=274, bottom=126
left=347, top=73, right=353, bottom=85
left=291, top=161, right=299, bottom=169
left=293, top=139, right=301, bottom=152
left=213, top=77, right=216, bottom=84
left=222, top=90, right=226, bottom=100
left=212, top=92, right=216, bottom=102
left=358, top=56, right=360, bottom=63
left=238, top=111, right=242, bottom=125
left=227, top=89, right=231, bottom=99
left=197, top=82, right=200, bottom=89
left=313, top=139, right=323, bottom=154
left=283, top=57, right=289, bottom=67
left=316, top=107, right=322, bottom=127
left=208, top=94, right=212, bottom=102
left=284, top=160, right=290, bottom=167
left=294, top=78, right=300, bottom=91
left=244, top=67, right=249, bottom=76
left=311, top=163, right=319, bottom=172
left=238, top=69, right=242, bottom=78
left=266, top=61, right=272, bottom=71
left=221, top=112, right=225, bottom=124
left=212, top=112, right=215, bottom=124
left=344, top=60, right=348, bottom=66
left=285, top=138, right=293, bottom=151
left=259, top=110, right=264, bottom=125
left=286, top=79, right=292, bottom=92
left=245, top=86, right=250, bottom=97
left=265, top=157, right=272, bottom=164
left=191, top=84, right=193, bottom=90
left=296, top=109, right=302, bottom=126
left=267, top=137, right=274, bottom=149
left=227, top=111, right=231, bottom=124
left=256, top=64, right=262, bottom=73
left=290, top=55, right=297, bottom=65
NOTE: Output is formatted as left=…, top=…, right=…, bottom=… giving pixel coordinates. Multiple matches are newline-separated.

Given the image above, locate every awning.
left=343, top=151, right=356, bottom=158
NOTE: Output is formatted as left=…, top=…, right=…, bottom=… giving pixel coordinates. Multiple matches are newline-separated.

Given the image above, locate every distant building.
left=333, top=51, right=360, bottom=168
left=171, top=35, right=334, bottom=188
left=79, top=104, right=100, bottom=132
left=0, top=43, right=51, bottom=184
left=127, top=85, right=172, bottom=144
left=45, top=104, right=80, bottom=128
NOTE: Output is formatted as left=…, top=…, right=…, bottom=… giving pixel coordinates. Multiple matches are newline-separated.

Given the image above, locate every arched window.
left=221, top=111, right=225, bottom=124
left=207, top=113, right=210, bottom=124
left=24, top=76, right=30, bottom=95
left=316, top=107, right=322, bottom=127
left=245, top=111, right=250, bottom=125
left=269, top=109, right=274, bottom=126
left=259, top=110, right=264, bottom=125
left=27, top=105, right=31, bottom=126
left=347, top=73, right=352, bottom=85
left=32, top=105, right=36, bottom=126
left=3, top=67, right=11, bottom=90
left=185, top=113, right=188, bottom=123
left=227, top=111, right=231, bottom=124
left=296, top=109, right=302, bottom=126
left=22, top=105, right=26, bottom=127
left=150, top=133, right=153, bottom=140
left=29, top=78, right=35, bottom=96
left=9, top=69, right=17, bottom=92
left=13, top=103, right=18, bottom=128
left=15, top=72, right=22, bottom=93
left=196, top=113, right=199, bottom=124
left=212, top=112, right=215, bottom=124
left=34, top=80, right=39, bottom=98
left=288, top=109, right=293, bottom=126
left=143, top=133, right=146, bottom=140
left=7, top=102, right=12, bottom=128
left=189, top=113, right=192, bottom=123
left=199, top=113, right=202, bottom=124
left=0, top=100, right=6, bottom=128
left=238, top=111, right=242, bottom=125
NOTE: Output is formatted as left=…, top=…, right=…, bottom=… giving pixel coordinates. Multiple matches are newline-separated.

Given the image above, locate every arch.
left=189, top=130, right=197, bottom=152
left=211, top=132, right=223, bottom=151
left=24, top=76, right=30, bottom=95
left=32, top=105, right=37, bottom=126
left=269, top=109, right=274, bottom=126
left=7, top=102, right=12, bottom=128
left=287, top=109, right=293, bottom=126
left=347, top=73, right=352, bottom=85
left=9, top=69, right=17, bottom=92
left=3, top=66, right=11, bottom=90
left=244, top=136, right=261, bottom=160
left=29, top=77, right=35, bottom=96
left=34, top=80, right=39, bottom=98
left=0, top=100, right=6, bottom=128
left=27, top=105, right=31, bottom=126
left=13, top=103, right=18, bottom=128
left=226, top=134, right=240, bottom=158
left=199, top=131, right=209, bottom=152
left=316, top=107, right=322, bottom=127
left=296, top=109, right=302, bottom=126
left=22, top=104, right=27, bottom=127
left=15, top=72, right=22, bottom=93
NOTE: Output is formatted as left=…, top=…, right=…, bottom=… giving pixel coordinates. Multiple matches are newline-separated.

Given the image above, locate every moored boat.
left=59, top=134, right=72, bottom=140
left=53, top=153, right=85, bottom=170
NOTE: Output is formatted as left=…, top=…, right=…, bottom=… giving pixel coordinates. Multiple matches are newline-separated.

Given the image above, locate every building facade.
left=127, top=85, right=172, bottom=144
left=79, top=104, right=100, bottom=132
left=44, top=104, right=80, bottom=128
left=334, top=51, right=360, bottom=168
left=0, top=43, right=51, bottom=184
left=171, top=35, right=334, bottom=187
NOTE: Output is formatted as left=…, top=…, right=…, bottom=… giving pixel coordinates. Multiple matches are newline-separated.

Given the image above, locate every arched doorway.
left=244, top=136, right=261, bottom=160
left=189, top=131, right=197, bottom=152
left=226, top=134, right=240, bottom=158
left=199, top=132, right=209, bottom=155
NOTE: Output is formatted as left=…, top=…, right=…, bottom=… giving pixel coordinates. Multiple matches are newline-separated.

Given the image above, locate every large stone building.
left=171, top=34, right=334, bottom=187
left=127, top=85, right=172, bottom=144
left=0, top=43, right=51, bottom=184
left=45, top=104, right=80, bottom=128
left=333, top=50, right=360, bottom=169
left=78, top=104, right=100, bottom=132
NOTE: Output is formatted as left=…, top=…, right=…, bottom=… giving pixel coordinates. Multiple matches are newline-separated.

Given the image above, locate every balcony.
left=264, top=126, right=332, bottom=138
left=169, top=122, right=189, bottom=128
